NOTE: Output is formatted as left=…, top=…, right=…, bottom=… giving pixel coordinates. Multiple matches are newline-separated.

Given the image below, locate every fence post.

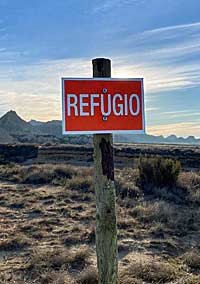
left=92, top=58, right=118, bottom=284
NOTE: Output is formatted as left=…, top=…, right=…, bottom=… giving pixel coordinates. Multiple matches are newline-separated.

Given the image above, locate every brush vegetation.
left=138, top=156, right=181, bottom=189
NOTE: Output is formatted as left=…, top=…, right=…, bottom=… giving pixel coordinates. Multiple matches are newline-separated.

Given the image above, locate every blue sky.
left=0, top=0, right=200, bottom=137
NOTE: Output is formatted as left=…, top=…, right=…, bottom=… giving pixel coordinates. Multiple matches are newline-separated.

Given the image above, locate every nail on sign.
left=62, top=78, right=145, bottom=134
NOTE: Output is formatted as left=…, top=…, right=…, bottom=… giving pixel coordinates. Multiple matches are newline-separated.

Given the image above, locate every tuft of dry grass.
left=28, top=246, right=92, bottom=273
left=34, top=270, right=75, bottom=284
left=119, top=253, right=182, bottom=283
left=66, top=176, right=93, bottom=193
left=0, top=234, right=31, bottom=251
left=0, top=164, right=76, bottom=185
left=181, top=249, right=200, bottom=272
left=179, top=172, right=200, bottom=203
left=0, top=271, right=75, bottom=284
left=115, top=168, right=140, bottom=199
left=77, top=267, right=98, bottom=284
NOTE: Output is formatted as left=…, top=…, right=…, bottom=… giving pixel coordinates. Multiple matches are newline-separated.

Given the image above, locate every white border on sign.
left=61, top=77, right=145, bottom=135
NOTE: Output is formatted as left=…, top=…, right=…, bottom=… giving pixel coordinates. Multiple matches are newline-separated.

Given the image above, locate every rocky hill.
left=35, top=120, right=62, bottom=138
left=0, top=110, right=199, bottom=145
left=0, top=127, right=16, bottom=144
left=0, top=111, right=43, bottom=144
left=0, top=111, right=34, bottom=134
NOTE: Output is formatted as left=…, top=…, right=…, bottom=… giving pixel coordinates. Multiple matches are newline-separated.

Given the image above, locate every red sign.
left=62, top=78, right=145, bottom=134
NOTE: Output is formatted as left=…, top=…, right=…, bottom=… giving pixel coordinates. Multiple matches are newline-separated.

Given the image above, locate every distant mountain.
left=0, top=111, right=42, bottom=144
left=114, top=133, right=200, bottom=144
left=0, top=127, right=17, bottom=143
left=29, top=119, right=43, bottom=127
left=35, top=120, right=62, bottom=138
left=0, top=111, right=34, bottom=134
left=0, top=110, right=199, bottom=145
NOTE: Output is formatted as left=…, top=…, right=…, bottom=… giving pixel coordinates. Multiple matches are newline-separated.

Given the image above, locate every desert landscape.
left=0, top=143, right=199, bottom=284
left=1, top=1, right=200, bottom=283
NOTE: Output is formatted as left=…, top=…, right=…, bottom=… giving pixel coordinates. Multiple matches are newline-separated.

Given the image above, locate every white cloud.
left=0, top=58, right=91, bottom=120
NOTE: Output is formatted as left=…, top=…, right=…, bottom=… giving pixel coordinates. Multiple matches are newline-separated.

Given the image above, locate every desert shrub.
left=179, top=172, right=200, bottom=203
left=138, top=156, right=181, bottom=190
left=67, top=176, right=93, bottom=192
left=0, top=164, right=75, bottom=185
left=190, top=172, right=200, bottom=188
left=115, top=180, right=140, bottom=199
left=115, top=168, right=141, bottom=199
left=77, top=267, right=98, bottom=284
left=53, top=166, right=73, bottom=179
left=19, top=165, right=74, bottom=185
left=0, top=164, right=21, bottom=181
left=181, top=249, right=200, bottom=271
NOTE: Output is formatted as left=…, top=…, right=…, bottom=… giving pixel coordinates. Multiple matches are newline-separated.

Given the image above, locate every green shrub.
left=138, top=156, right=181, bottom=189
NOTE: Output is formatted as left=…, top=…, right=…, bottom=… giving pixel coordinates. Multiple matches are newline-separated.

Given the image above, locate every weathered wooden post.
left=92, top=58, right=118, bottom=284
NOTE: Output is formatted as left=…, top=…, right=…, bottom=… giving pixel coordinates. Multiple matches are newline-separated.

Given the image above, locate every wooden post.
left=92, top=58, right=118, bottom=284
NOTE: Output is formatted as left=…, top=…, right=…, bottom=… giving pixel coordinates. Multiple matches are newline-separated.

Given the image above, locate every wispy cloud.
left=127, top=21, right=200, bottom=47
left=158, top=110, right=200, bottom=119
left=112, top=22, right=200, bottom=93
left=148, top=122, right=200, bottom=138
left=93, top=0, right=142, bottom=12
left=133, top=22, right=200, bottom=40
left=113, top=60, right=200, bottom=93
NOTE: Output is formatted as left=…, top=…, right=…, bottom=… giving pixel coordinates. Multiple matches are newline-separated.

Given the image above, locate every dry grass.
left=170, top=276, right=200, bottom=284
left=129, top=200, right=200, bottom=235
left=181, top=249, right=200, bottom=272
left=77, top=267, right=98, bottom=284
left=0, top=234, right=31, bottom=251
left=0, top=164, right=76, bottom=185
left=27, top=246, right=92, bottom=274
left=66, top=176, right=94, bottom=193
left=119, top=253, right=182, bottom=283
left=179, top=172, right=200, bottom=203
left=0, top=162, right=199, bottom=283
